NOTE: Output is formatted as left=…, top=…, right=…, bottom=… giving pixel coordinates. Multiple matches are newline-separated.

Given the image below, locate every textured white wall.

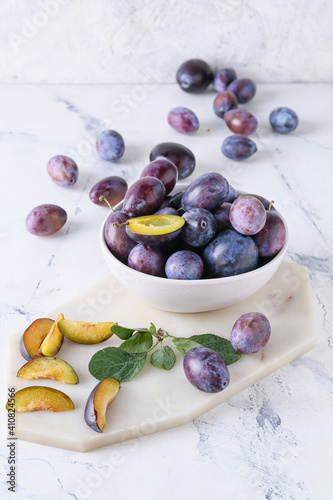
left=0, top=0, right=332, bottom=84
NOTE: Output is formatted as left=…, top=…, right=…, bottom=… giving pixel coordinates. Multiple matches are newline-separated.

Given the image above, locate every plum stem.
left=157, top=328, right=169, bottom=338
left=198, top=128, right=210, bottom=133
left=99, top=196, right=114, bottom=212
left=268, top=200, right=275, bottom=211
left=113, top=221, right=129, bottom=228
left=145, top=327, right=170, bottom=351
left=156, top=328, right=169, bottom=341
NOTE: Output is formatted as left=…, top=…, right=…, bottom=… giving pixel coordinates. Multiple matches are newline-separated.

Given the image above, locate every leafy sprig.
left=88, top=322, right=241, bottom=383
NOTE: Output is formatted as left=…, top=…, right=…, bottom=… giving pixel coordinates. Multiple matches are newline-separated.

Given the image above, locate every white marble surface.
left=1, top=82, right=332, bottom=499
left=0, top=0, right=332, bottom=84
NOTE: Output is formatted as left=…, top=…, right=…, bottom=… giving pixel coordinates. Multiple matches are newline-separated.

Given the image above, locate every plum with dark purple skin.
left=165, top=250, right=204, bottom=280
left=154, top=207, right=179, bottom=216
left=230, top=312, right=271, bottom=354
left=182, top=172, right=229, bottom=212
left=104, top=212, right=136, bottom=263
left=128, top=244, right=166, bottom=277
left=221, top=134, right=257, bottom=161
left=224, top=184, right=237, bottom=203
left=269, top=107, right=298, bottom=134
left=181, top=208, right=217, bottom=247
left=224, top=109, right=258, bottom=135
left=213, top=202, right=232, bottom=232
left=168, top=191, right=184, bottom=214
left=140, top=158, right=178, bottom=195
left=203, top=229, right=259, bottom=278
left=227, top=78, right=256, bottom=103
left=253, top=211, right=286, bottom=257
left=89, top=176, right=127, bottom=207
left=229, top=195, right=266, bottom=235
left=167, top=107, right=199, bottom=134
left=149, top=142, right=195, bottom=179
left=174, top=238, right=204, bottom=256
left=158, top=196, right=172, bottom=209
left=161, top=235, right=184, bottom=257
left=213, top=91, right=238, bottom=119
left=96, top=130, right=125, bottom=161
left=183, top=347, right=230, bottom=393
left=213, top=68, right=237, bottom=93
left=122, top=177, right=166, bottom=217
left=47, top=155, right=78, bottom=187
left=26, top=204, right=67, bottom=236
left=176, top=59, right=213, bottom=94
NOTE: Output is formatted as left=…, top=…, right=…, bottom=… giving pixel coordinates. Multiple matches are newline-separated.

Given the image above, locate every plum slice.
left=6, top=386, right=75, bottom=412
left=84, top=378, right=120, bottom=433
left=58, top=320, right=116, bottom=344
left=38, top=313, right=64, bottom=356
left=19, top=318, right=55, bottom=361
left=17, top=357, right=79, bottom=384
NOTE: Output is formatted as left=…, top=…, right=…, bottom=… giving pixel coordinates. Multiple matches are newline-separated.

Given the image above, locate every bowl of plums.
left=100, top=149, right=288, bottom=313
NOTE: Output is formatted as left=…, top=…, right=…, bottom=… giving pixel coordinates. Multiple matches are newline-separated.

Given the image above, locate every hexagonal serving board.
left=7, top=261, right=317, bottom=452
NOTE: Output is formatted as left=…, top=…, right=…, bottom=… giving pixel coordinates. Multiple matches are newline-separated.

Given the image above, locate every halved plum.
left=123, top=214, right=185, bottom=246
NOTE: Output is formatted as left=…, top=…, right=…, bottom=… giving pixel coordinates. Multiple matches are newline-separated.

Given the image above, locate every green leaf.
left=190, top=334, right=241, bottom=365
left=149, top=322, right=156, bottom=334
left=171, top=337, right=201, bottom=357
left=111, top=324, right=135, bottom=340
left=170, top=334, right=241, bottom=364
left=120, top=331, right=153, bottom=353
left=150, top=346, right=176, bottom=370
left=88, top=347, right=147, bottom=382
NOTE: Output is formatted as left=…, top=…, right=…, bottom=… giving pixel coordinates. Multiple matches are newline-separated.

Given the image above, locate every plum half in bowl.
left=99, top=184, right=288, bottom=313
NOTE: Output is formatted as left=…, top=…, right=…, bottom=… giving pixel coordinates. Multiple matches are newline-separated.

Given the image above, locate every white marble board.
left=6, top=261, right=317, bottom=452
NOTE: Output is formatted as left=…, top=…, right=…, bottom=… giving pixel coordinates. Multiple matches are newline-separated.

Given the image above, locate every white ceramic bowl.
left=100, top=187, right=288, bottom=313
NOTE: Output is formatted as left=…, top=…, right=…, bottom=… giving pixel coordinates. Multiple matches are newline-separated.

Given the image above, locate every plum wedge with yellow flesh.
left=6, top=386, right=75, bottom=412
left=84, top=378, right=120, bottom=433
left=38, top=313, right=64, bottom=356
left=19, top=318, right=55, bottom=361
left=17, top=357, right=79, bottom=384
left=58, top=320, right=116, bottom=344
